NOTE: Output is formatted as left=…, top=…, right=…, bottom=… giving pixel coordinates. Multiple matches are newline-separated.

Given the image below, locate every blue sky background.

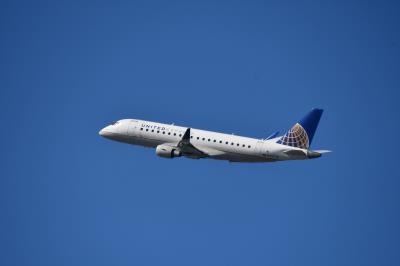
left=1, top=0, right=399, bottom=265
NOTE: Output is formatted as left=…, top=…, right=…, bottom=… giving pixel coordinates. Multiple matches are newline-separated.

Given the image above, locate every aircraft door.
left=128, top=122, right=139, bottom=137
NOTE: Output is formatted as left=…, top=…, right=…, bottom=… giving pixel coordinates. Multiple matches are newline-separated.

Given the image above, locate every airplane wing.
left=160, top=128, right=226, bottom=159
left=177, top=128, right=209, bottom=158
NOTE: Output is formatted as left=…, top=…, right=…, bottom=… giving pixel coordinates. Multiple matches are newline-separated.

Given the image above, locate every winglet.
left=182, top=128, right=191, bottom=141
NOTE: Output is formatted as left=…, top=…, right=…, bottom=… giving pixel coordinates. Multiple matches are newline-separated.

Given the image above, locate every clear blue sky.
left=1, top=1, right=399, bottom=265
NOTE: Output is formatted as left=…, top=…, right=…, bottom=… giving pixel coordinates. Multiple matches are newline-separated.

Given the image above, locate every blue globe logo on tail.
left=277, top=123, right=309, bottom=149
left=276, top=108, right=323, bottom=149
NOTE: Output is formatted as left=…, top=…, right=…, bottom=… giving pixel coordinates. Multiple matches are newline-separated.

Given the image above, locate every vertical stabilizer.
left=276, top=108, right=323, bottom=149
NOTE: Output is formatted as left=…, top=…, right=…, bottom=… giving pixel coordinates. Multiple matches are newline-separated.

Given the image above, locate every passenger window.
left=168, top=132, right=171, bottom=135
left=225, top=141, right=228, bottom=144
left=248, top=145, right=251, bottom=148
left=146, top=129, right=149, bottom=131
left=202, top=138, right=205, bottom=141
left=140, top=128, right=143, bottom=131
left=208, top=139, right=210, bottom=141
left=237, top=143, right=239, bottom=146
left=213, top=140, right=216, bottom=142
left=157, top=131, right=160, bottom=133
left=174, top=133, right=176, bottom=136
left=179, top=134, right=182, bottom=137
left=219, top=140, right=222, bottom=143
left=231, top=142, right=234, bottom=145
left=151, top=130, right=154, bottom=132
left=162, top=131, right=165, bottom=134
left=242, top=144, right=245, bottom=147
left=197, top=137, right=199, bottom=140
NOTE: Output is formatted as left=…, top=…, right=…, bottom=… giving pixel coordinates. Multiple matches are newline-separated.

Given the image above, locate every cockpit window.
left=112, top=121, right=119, bottom=125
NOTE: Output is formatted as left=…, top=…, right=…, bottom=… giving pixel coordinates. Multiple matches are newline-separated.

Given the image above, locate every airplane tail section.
left=276, top=108, right=323, bottom=149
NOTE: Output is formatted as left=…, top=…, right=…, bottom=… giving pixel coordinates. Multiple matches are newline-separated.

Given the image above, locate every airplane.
left=99, top=108, right=330, bottom=163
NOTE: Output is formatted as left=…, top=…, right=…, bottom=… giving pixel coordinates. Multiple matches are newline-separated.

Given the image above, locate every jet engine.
left=156, top=145, right=182, bottom=158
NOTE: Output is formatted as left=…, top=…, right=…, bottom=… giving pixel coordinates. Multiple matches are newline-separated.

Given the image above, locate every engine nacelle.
left=156, top=145, right=182, bottom=158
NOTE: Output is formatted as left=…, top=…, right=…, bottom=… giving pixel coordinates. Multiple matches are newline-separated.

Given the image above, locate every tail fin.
left=276, top=108, right=323, bottom=149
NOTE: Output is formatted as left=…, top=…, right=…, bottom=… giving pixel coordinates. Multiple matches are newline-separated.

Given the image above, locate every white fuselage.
left=99, top=119, right=316, bottom=163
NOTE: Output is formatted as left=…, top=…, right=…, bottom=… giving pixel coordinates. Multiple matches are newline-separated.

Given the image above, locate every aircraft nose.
left=99, top=126, right=113, bottom=138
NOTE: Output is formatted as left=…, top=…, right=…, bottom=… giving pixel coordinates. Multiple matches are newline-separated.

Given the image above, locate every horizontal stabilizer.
left=314, top=150, right=331, bottom=154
